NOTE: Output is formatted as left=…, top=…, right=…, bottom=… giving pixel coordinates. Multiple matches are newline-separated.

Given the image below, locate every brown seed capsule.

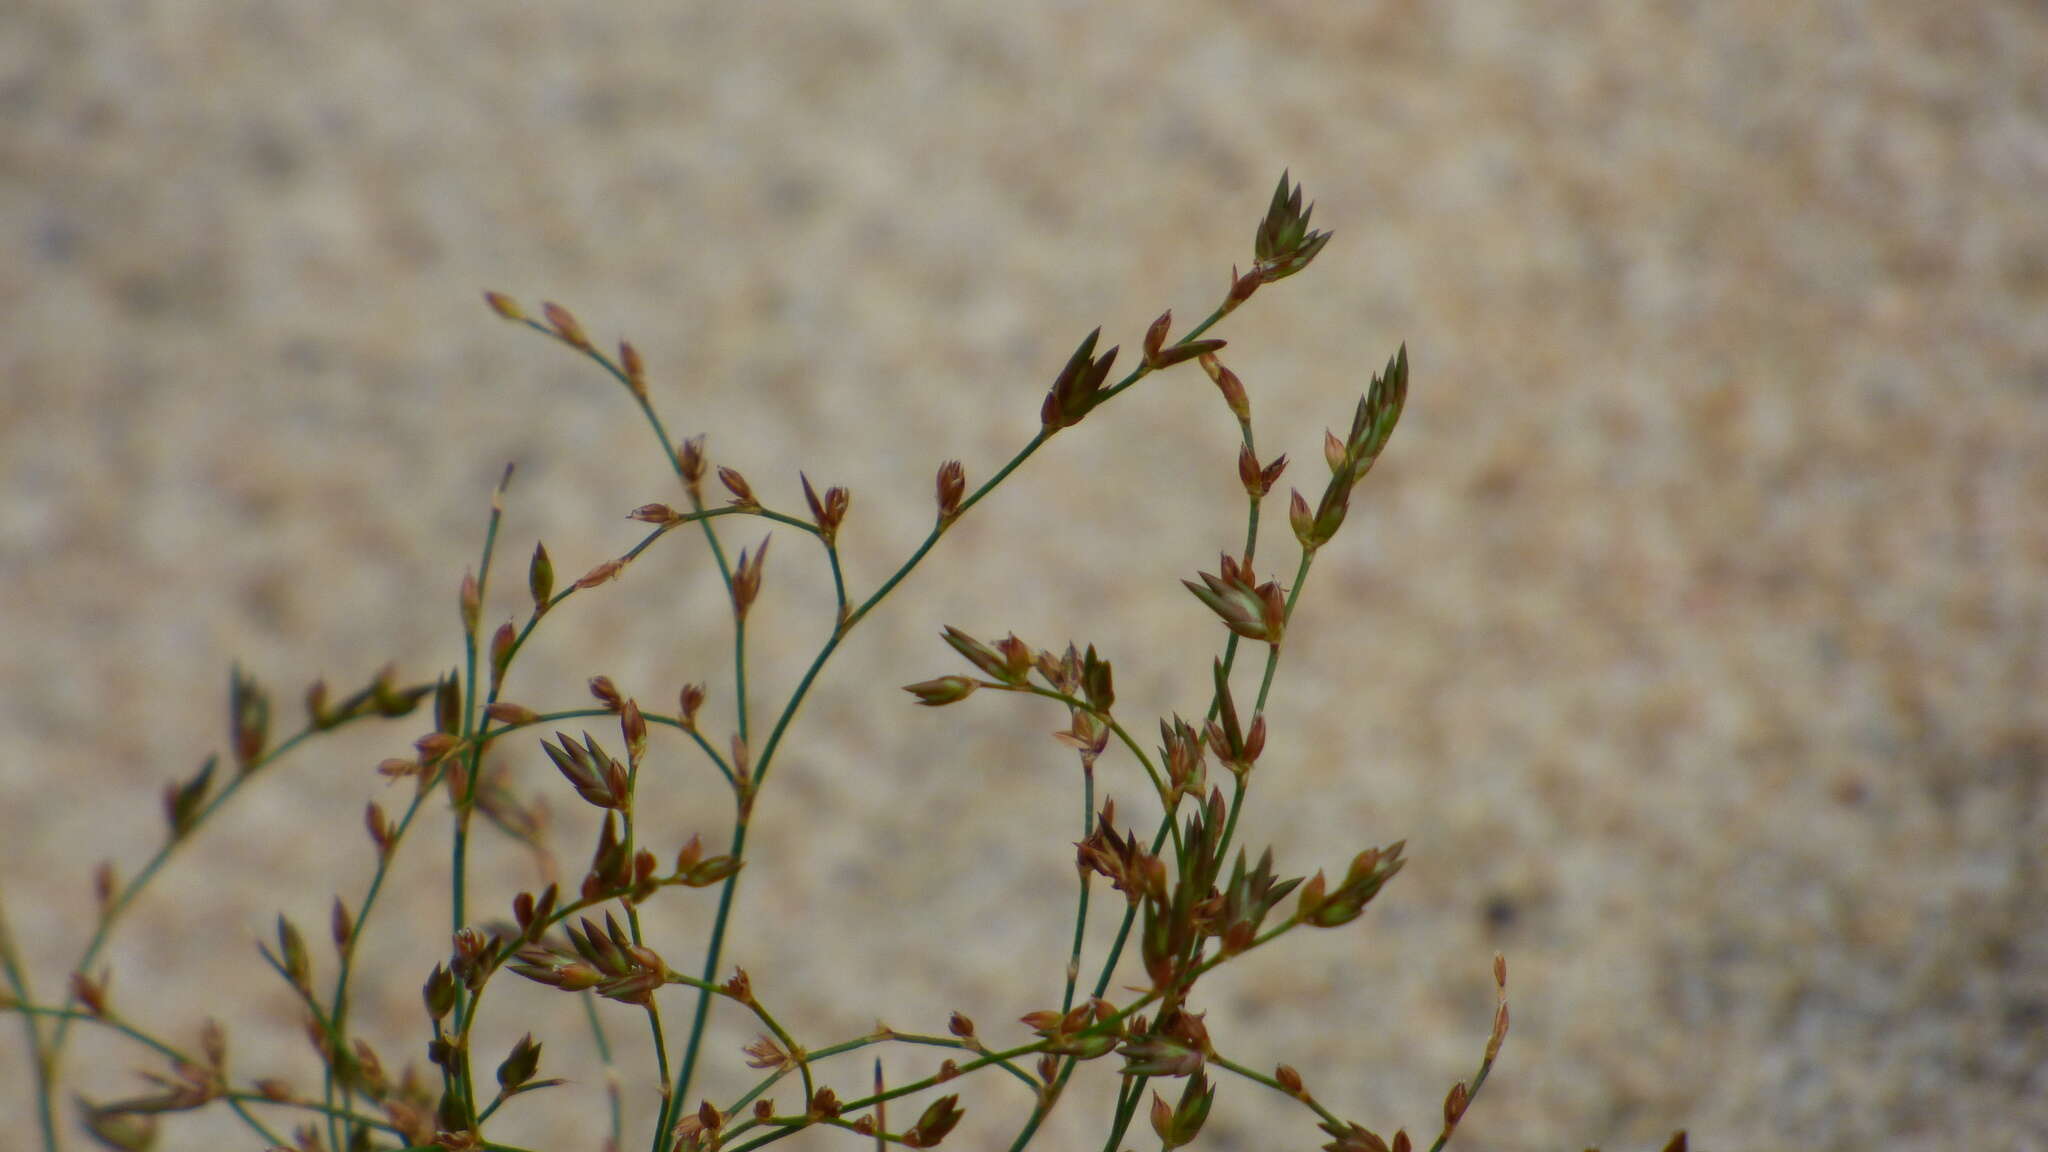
left=678, top=683, right=704, bottom=730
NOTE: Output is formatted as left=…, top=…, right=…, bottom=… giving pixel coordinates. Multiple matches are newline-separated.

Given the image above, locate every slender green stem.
left=0, top=882, right=58, bottom=1152
left=579, top=993, right=623, bottom=1152
left=1099, top=1074, right=1146, bottom=1152
left=662, top=815, right=748, bottom=1138
left=1208, top=1051, right=1345, bottom=1128
left=1060, top=765, right=1096, bottom=1014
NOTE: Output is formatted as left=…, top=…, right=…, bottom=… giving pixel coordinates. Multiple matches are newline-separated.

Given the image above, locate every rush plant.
left=0, top=174, right=1563, bottom=1152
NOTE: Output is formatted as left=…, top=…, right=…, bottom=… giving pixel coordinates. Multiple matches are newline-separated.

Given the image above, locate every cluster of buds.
left=1118, top=1008, right=1211, bottom=1078
left=541, top=730, right=629, bottom=810
left=1292, top=346, right=1408, bottom=551
left=1149, top=1067, right=1216, bottom=1150
left=1019, top=997, right=1123, bottom=1061
left=306, top=663, right=430, bottom=732
left=1183, top=553, right=1287, bottom=645
left=1205, top=659, right=1266, bottom=778
left=1160, top=716, right=1209, bottom=802
left=580, top=812, right=657, bottom=902
left=940, top=626, right=1032, bottom=686
left=508, top=913, right=668, bottom=1006
left=1075, top=801, right=1167, bottom=906
left=1225, top=171, right=1335, bottom=314
left=670, top=1099, right=729, bottom=1150
left=1197, top=846, right=1303, bottom=957
left=76, top=1021, right=229, bottom=1151
left=1318, top=1119, right=1413, bottom=1152
left=800, top=473, right=851, bottom=545
left=1237, top=442, right=1288, bottom=498
left=1296, top=841, right=1408, bottom=929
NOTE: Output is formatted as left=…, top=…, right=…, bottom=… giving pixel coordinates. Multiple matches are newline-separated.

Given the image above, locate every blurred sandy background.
left=3, top=2, right=2045, bottom=1150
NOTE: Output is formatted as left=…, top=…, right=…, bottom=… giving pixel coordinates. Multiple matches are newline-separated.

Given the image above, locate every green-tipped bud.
left=496, top=1033, right=542, bottom=1092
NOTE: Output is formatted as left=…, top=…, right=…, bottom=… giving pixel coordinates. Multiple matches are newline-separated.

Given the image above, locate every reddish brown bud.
left=1487, top=1001, right=1509, bottom=1064
left=800, top=473, right=850, bottom=543
left=628, top=503, right=679, bottom=525
left=414, top=731, right=459, bottom=767
left=753, top=1098, right=774, bottom=1121
left=674, top=834, right=703, bottom=873
left=618, top=339, right=646, bottom=398
left=1199, top=353, right=1250, bottom=422
left=1289, top=489, right=1314, bottom=545
left=486, top=700, right=539, bottom=726
left=721, top=967, right=753, bottom=1003
left=305, top=678, right=331, bottom=728
left=1276, top=1064, right=1303, bottom=1096
left=678, top=683, right=704, bottom=731
left=677, top=435, right=708, bottom=489
left=1237, top=443, right=1262, bottom=495
left=484, top=291, right=524, bottom=321
left=621, top=699, right=647, bottom=763
left=364, top=802, right=392, bottom=856
left=731, top=537, right=771, bottom=620
left=71, top=970, right=109, bottom=1018
left=717, top=466, right=756, bottom=508
left=935, top=459, right=966, bottom=523
left=1494, top=951, right=1508, bottom=990
left=574, top=559, right=623, bottom=590
left=92, top=861, right=117, bottom=918
left=542, top=301, right=590, bottom=350
left=948, top=1011, right=976, bottom=1038
left=488, top=621, right=517, bottom=694
left=331, top=897, right=353, bottom=949
left=1144, top=310, right=1172, bottom=363
left=1260, top=455, right=1288, bottom=494
left=1225, top=263, right=1262, bottom=312
left=1443, top=1081, right=1469, bottom=1130
left=589, top=676, right=623, bottom=712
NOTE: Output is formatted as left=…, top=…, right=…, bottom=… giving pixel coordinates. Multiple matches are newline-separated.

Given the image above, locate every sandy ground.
left=3, top=3, right=2045, bottom=1150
